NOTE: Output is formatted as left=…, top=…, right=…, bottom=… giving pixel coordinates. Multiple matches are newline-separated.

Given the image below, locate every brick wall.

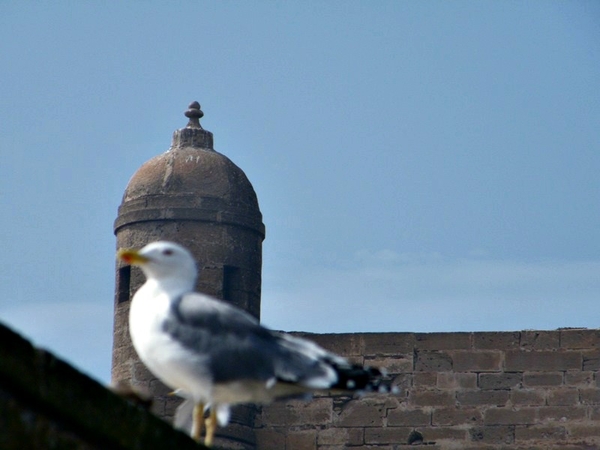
left=255, top=329, right=600, bottom=449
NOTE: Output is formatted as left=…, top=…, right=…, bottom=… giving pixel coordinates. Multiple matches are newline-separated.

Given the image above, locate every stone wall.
left=0, top=322, right=204, bottom=450
left=255, top=329, right=600, bottom=449
left=4, top=317, right=600, bottom=449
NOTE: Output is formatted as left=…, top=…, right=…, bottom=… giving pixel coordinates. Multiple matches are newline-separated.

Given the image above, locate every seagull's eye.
left=163, top=249, right=174, bottom=256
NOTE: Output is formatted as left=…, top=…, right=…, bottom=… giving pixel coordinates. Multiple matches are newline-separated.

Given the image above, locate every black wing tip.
left=332, top=364, right=390, bottom=392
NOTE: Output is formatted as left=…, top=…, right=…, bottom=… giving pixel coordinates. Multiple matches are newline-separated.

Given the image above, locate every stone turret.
left=112, top=102, right=265, bottom=449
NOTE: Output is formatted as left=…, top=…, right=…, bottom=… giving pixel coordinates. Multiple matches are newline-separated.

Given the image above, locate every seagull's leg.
left=204, top=406, right=218, bottom=447
left=192, top=402, right=204, bottom=442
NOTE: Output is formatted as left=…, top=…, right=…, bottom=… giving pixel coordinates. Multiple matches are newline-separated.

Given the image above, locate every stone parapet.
left=256, top=329, right=600, bottom=449
left=0, top=321, right=205, bottom=450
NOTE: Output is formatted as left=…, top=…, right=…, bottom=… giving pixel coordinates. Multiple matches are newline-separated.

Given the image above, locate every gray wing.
left=162, top=293, right=337, bottom=386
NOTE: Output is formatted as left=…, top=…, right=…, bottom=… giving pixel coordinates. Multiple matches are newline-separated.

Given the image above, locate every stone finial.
left=184, top=101, right=204, bottom=129
left=170, top=101, right=214, bottom=150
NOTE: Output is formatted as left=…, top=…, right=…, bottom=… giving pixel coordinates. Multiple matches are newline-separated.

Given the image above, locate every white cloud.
left=261, top=251, right=600, bottom=334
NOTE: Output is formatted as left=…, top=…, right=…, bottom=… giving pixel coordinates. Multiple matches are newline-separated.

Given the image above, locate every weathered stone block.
left=515, top=425, right=567, bottom=440
left=469, top=425, right=514, bottom=444
left=484, top=407, right=537, bottom=425
left=150, top=397, right=166, bottom=416
left=457, top=389, right=509, bottom=406
left=149, top=379, right=172, bottom=397
left=335, top=398, right=387, bottom=427
left=111, top=344, right=137, bottom=367
left=579, top=387, right=600, bottom=404
left=362, top=333, right=414, bottom=355
left=296, top=333, right=363, bottom=357
left=255, top=428, right=286, bottom=450
left=437, top=372, right=477, bottom=389
left=258, top=398, right=333, bottom=427
left=413, top=372, right=437, bottom=387
left=452, top=350, right=503, bottom=372
left=560, top=329, right=600, bottom=349
left=567, top=424, right=600, bottom=439
left=538, top=406, right=586, bottom=422
left=473, top=332, right=520, bottom=350
left=415, top=351, right=453, bottom=372
left=479, top=372, right=522, bottom=390
left=523, top=371, right=563, bottom=386
left=386, top=408, right=431, bottom=426
left=164, top=395, right=183, bottom=418
left=505, top=350, right=581, bottom=371
left=421, top=427, right=468, bottom=441
left=432, top=408, right=482, bottom=426
left=318, top=445, right=393, bottom=450
left=510, top=388, right=546, bottom=406
left=364, top=427, right=412, bottom=444
left=131, top=362, right=156, bottom=383
left=364, top=356, right=412, bottom=374
left=408, top=389, right=455, bottom=407
left=582, top=350, right=600, bottom=370
left=317, top=427, right=363, bottom=446
left=111, top=357, right=134, bottom=383
left=520, top=330, right=560, bottom=350
left=414, top=332, right=471, bottom=350
left=546, top=388, right=579, bottom=406
left=589, top=405, right=600, bottom=420
left=565, top=370, right=593, bottom=386
left=286, top=430, right=317, bottom=450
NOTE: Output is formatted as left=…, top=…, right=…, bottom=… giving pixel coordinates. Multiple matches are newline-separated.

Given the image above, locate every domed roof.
left=114, top=102, right=264, bottom=237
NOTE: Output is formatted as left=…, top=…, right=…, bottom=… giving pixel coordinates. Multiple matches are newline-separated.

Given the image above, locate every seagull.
left=117, top=241, right=383, bottom=446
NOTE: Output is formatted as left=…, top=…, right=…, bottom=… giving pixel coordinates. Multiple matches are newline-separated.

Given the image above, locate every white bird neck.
left=144, top=277, right=195, bottom=299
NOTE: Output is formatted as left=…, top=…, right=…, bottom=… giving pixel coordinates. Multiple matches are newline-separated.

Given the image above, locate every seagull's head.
left=118, top=241, right=198, bottom=286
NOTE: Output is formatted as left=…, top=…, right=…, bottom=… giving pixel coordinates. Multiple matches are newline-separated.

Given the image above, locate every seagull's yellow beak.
left=117, top=248, right=150, bottom=266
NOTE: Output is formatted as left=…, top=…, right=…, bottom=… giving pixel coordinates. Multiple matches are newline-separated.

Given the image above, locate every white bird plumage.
left=118, top=241, right=383, bottom=446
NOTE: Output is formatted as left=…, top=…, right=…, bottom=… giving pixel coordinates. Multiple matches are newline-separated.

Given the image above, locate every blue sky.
left=1, top=2, right=599, bottom=384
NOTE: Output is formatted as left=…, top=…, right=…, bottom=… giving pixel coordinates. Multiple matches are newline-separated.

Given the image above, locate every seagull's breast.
left=129, top=285, right=212, bottom=402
